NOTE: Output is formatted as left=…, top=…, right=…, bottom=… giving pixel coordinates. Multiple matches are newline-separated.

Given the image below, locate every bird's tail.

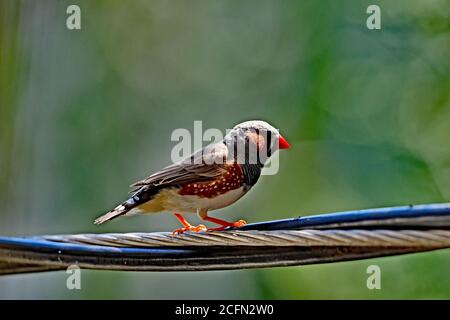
left=94, top=204, right=130, bottom=225
left=94, top=187, right=161, bottom=225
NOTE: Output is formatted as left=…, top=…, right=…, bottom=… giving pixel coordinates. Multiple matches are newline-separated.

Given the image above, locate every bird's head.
left=224, top=120, right=290, bottom=165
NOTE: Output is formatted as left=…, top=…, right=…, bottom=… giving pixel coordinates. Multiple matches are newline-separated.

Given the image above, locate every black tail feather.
left=94, top=186, right=162, bottom=225
left=94, top=205, right=129, bottom=224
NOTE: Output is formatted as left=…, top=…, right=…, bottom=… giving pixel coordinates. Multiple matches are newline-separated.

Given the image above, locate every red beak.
left=278, top=135, right=290, bottom=149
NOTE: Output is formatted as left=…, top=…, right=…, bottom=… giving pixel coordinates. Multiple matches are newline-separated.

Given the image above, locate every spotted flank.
left=179, top=163, right=244, bottom=198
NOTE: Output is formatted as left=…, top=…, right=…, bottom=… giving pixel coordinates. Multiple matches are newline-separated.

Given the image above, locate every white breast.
left=163, top=186, right=247, bottom=213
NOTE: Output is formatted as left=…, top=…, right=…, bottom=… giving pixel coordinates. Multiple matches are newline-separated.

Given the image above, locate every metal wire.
left=1, top=203, right=450, bottom=274
left=39, top=229, right=450, bottom=248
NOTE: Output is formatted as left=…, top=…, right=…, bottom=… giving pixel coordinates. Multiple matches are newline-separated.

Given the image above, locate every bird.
left=94, top=120, right=290, bottom=234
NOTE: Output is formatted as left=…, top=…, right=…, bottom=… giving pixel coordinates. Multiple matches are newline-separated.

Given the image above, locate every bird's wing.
left=130, top=142, right=229, bottom=189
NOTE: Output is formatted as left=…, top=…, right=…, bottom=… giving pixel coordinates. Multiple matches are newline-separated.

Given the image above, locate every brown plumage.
left=179, top=163, right=244, bottom=198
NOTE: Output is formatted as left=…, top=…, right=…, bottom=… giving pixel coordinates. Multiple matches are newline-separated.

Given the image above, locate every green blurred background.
left=1, top=0, right=449, bottom=299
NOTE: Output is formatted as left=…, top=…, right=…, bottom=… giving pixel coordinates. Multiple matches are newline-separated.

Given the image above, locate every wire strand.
left=39, top=229, right=450, bottom=248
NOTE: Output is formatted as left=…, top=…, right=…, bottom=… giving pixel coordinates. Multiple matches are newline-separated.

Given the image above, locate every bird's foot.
left=207, top=219, right=247, bottom=231
left=172, top=224, right=207, bottom=235
left=172, top=212, right=207, bottom=234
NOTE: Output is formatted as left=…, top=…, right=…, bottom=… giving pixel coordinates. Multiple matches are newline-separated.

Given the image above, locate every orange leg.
left=200, top=214, right=247, bottom=231
left=172, top=213, right=207, bottom=234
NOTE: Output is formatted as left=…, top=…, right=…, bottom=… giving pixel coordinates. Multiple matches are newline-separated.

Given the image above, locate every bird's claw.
left=207, top=219, right=247, bottom=231
left=232, top=219, right=247, bottom=227
left=172, top=224, right=207, bottom=235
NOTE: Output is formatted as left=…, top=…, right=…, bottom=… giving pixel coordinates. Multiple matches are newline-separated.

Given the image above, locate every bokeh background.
left=1, top=0, right=449, bottom=299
